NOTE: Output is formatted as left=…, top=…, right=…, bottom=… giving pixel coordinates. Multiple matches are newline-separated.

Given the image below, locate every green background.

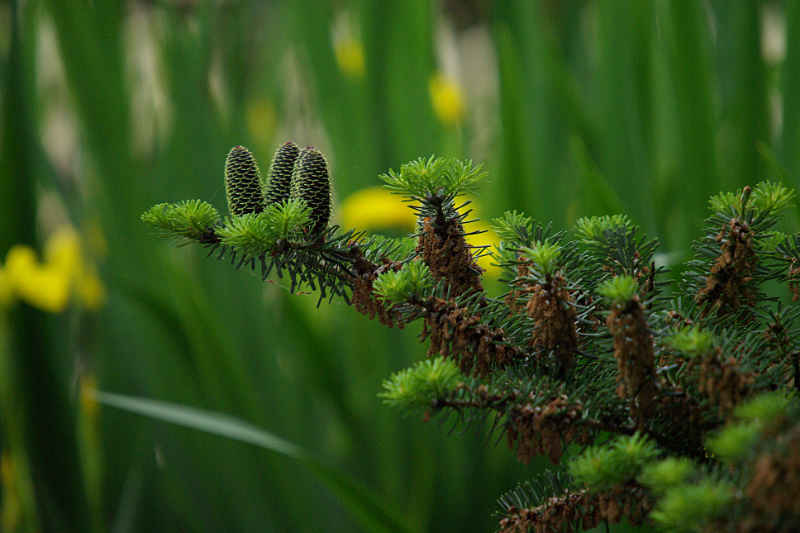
left=0, top=1, right=796, bottom=531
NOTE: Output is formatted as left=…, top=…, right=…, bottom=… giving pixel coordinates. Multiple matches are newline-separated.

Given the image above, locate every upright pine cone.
left=291, top=147, right=331, bottom=235
left=266, top=141, right=299, bottom=206
left=225, top=145, right=265, bottom=216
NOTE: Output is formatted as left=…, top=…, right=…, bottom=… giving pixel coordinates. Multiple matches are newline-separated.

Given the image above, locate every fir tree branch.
left=142, top=145, right=800, bottom=533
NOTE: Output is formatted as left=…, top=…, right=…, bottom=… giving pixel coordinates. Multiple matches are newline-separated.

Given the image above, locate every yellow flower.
left=429, top=72, right=465, bottom=126
left=334, top=38, right=365, bottom=79
left=0, top=247, right=36, bottom=309
left=45, top=228, right=106, bottom=310
left=18, top=267, right=71, bottom=313
left=0, top=226, right=106, bottom=312
left=4, top=246, right=37, bottom=280
left=339, top=186, right=416, bottom=231
left=44, top=227, right=82, bottom=282
left=3, top=245, right=69, bottom=312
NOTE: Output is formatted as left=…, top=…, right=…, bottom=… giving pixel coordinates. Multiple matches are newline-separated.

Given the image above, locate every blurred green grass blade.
left=44, top=0, right=133, bottom=204
left=302, top=460, right=414, bottom=533
left=783, top=0, right=800, bottom=184
left=757, top=141, right=789, bottom=181
left=110, top=467, right=144, bottom=533
left=114, top=278, right=195, bottom=368
left=492, top=3, right=572, bottom=225
left=655, top=0, right=718, bottom=246
left=43, top=0, right=158, bottom=295
left=96, top=391, right=302, bottom=457
left=2, top=3, right=93, bottom=531
left=712, top=1, right=767, bottom=189
left=1, top=0, right=37, bottom=252
left=156, top=5, right=227, bottom=202
left=0, top=315, right=40, bottom=532
left=360, top=0, right=438, bottom=164
left=282, top=297, right=357, bottom=430
left=96, top=391, right=415, bottom=533
left=570, top=135, right=625, bottom=218
left=595, top=1, right=654, bottom=228
left=493, top=23, right=533, bottom=216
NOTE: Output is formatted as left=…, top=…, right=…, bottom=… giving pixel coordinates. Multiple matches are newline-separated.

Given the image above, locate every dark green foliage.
left=145, top=152, right=800, bottom=532
left=683, top=182, right=796, bottom=324
left=290, top=147, right=331, bottom=235
left=573, top=214, right=659, bottom=292
left=266, top=141, right=300, bottom=206
left=497, top=471, right=571, bottom=516
left=225, top=145, right=265, bottom=216
left=23, top=3, right=800, bottom=532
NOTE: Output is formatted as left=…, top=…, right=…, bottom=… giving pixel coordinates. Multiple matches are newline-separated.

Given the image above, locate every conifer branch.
left=142, top=146, right=800, bottom=532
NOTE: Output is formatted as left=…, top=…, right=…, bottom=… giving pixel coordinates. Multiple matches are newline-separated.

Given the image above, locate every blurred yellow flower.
left=45, top=227, right=82, bottom=281
left=0, top=227, right=105, bottom=312
left=334, top=38, right=365, bottom=79
left=46, top=228, right=106, bottom=311
left=429, top=72, right=465, bottom=126
left=4, top=246, right=37, bottom=277
left=339, top=187, right=500, bottom=276
left=17, top=264, right=71, bottom=313
left=3, top=245, right=70, bottom=312
left=245, top=98, right=277, bottom=149
left=340, top=186, right=416, bottom=232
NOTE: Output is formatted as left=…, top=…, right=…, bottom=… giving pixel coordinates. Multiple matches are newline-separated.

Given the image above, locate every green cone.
left=290, top=147, right=331, bottom=235
left=266, top=141, right=300, bottom=206
left=225, top=145, right=265, bottom=216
